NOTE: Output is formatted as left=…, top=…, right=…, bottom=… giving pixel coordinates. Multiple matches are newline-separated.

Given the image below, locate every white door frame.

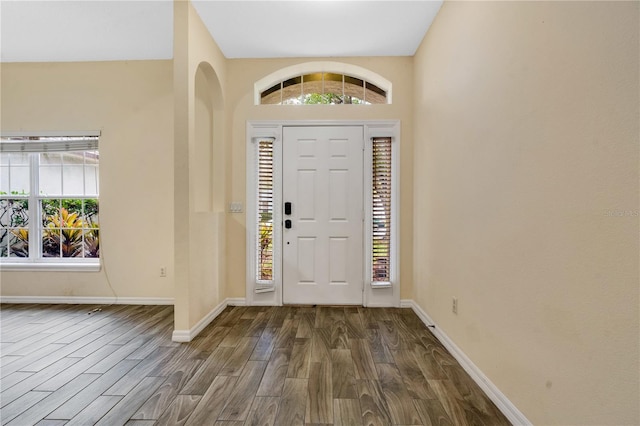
left=245, top=120, right=400, bottom=307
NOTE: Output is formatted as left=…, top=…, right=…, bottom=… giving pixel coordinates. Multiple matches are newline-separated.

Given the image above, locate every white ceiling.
left=192, top=1, right=443, bottom=59
left=0, top=0, right=442, bottom=63
left=0, top=1, right=174, bottom=62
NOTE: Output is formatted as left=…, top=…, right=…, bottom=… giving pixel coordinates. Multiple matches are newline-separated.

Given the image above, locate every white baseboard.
left=0, top=296, right=174, bottom=305
left=250, top=301, right=281, bottom=306
left=399, top=299, right=413, bottom=308
left=171, top=297, right=247, bottom=342
left=170, top=329, right=192, bottom=342
left=366, top=302, right=399, bottom=308
left=406, top=299, right=532, bottom=426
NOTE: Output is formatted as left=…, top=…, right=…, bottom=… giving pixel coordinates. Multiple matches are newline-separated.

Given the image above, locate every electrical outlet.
left=229, top=202, right=243, bottom=213
left=452, top=297, right=458, bottom=314
left=160, top=267, right=167, bottom=277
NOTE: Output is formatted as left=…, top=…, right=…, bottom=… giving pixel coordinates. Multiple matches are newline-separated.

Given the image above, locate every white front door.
left=282, top=126, right=364, bottom=305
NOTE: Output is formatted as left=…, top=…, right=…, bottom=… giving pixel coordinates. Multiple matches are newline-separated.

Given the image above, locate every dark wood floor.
left=0, top=303, right=510, bottom=426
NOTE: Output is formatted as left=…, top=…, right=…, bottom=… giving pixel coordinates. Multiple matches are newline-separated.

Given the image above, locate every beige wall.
left=0, top=56, right=415, bottom=316
left=413, top=2, right=639, bottom=424
left=0, top=60, right=174, bottom=299
left=173, top=0, right=228, bottom=331
left=225, top=57, right=415, bottom=300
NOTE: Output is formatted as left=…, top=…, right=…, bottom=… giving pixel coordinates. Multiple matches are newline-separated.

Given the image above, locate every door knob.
left=285, top=219, right=292, bottom=229
left=284, top=202, right=292, bottom=215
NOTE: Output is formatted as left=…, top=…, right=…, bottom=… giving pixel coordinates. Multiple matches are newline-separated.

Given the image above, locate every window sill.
left=371, top=281, right=392, bottom=288
left=0, top=262, right=101, bottom=272
left=255, top=283, right=275, bottom=294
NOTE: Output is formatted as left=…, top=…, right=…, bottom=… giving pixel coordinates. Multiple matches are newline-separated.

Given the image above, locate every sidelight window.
left=256, top=138, right=274, bottom=285
left=371, top=137, right=392, bottom=283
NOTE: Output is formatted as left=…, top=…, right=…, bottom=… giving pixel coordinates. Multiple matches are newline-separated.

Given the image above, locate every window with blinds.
left=372, top=137, right=392, bottom=283
left=256, top=138, right=274, bottom=284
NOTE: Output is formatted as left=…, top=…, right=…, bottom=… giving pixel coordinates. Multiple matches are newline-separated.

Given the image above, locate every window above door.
left=260, top=72, right=387, bottom=105
left=254, top=61, right=392, bottom=106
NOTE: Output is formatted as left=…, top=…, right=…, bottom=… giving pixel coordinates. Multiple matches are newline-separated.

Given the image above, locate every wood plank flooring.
left=0, top=304, right=511, bottom=425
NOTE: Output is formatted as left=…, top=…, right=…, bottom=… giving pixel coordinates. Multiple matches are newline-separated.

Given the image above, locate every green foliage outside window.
left=0, top=197, right=99, bottom=258
left=0, top=198, right=29, bottom=257
left=42, top=199, right=99, bottom=258
left=302, top=93, right=364, bottom=105
left=259, top=212, right=273, bottom=280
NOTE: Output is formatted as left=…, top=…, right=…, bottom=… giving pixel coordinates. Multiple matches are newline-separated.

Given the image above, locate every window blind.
left=372, top=137, right=392, bottom=282
left=0, top=136, right=99, bottom=153
left=257, top=138, right=274, bottom=285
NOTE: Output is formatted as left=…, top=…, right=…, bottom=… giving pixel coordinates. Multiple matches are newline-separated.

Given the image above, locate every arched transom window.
left=255, top=62, right=392, bottom=106
left=261, top=72, right=387, bottom=105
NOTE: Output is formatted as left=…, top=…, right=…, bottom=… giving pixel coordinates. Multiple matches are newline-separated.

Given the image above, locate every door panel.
left=282, top=126, right=364, bottom=305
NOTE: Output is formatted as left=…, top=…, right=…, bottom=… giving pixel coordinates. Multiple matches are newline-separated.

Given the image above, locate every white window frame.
left=364, top=124, right=400, bottom=307
left=246, top=120, right=400, bottom=307
left=0, top=131, right=101, bottom=272
left=246, top=124, right=283, bottom=306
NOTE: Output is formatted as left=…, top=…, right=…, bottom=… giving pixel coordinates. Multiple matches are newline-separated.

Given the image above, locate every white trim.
left=226, top=297, right=247, bottom=306
left=249, top=300, right=281, bottom=306
left=405, top=300, right=532, bottom=426
left=171, top=297, right=247, bottom=342
left=365, top=301, right=400, bottom=308
left=399, top=299, right=413, bottom=308
left=250, top=136, right=280, bottom=302
left=249, top=120, right=398, bottom=128
left=370, top=282, right=392, bottom=289
left=364, top=121, right=400, bottom=308
left=172, top=299, right=228, bottom=342
left=0, top=296, right=174, bottom=305
left=0, top=262, right=101, bottom=272
left=246, top=120, right=400, bottom=308
left=254, top=61, right=392, bottom=105
left=246, top=123, right=282, bottom=307
left=171, top=330, right=191, bottom=343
